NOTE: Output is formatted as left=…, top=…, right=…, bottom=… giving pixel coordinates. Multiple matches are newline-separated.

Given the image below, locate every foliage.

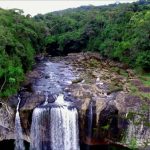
left=129, top=137, right=138, bottom=150
left=35, top=0, right=150, bottom=71
left=1, top=0, right=150, bottom=97
left=0, top=8, right=46, bottom=97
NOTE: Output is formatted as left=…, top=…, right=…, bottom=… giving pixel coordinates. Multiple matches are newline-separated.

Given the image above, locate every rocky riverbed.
left=0, top=52, right=150, bottom=149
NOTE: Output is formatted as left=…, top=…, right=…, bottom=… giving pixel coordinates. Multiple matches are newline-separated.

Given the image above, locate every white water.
left=43, top=92, right=49, bottom=106
left=55, top=94, right=70, bottom=106
left=33, top=61, right=76, bottom=95
left=30, top=108, right=49, bottom=150
left=30, top=94, right=80, bottom=150
left=50, top=106, right=79, bottom=150
left=15, top=97, right=25, bottom=150
left=87, top=101, right=93, bottom=141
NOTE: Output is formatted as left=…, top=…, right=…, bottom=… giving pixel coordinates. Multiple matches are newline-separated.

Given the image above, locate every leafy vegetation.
left=0, top=8, right=46, bottom=97
left=0, top=0, right=150, bottom=97
left=35, top=0, right=150, bottom=71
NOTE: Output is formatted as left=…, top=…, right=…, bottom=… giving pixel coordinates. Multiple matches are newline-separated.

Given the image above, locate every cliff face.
left=0, top=102, right=14, bottom=141
left=0, top=53, right=149, bottom=149
left=67, top=53, right=150, bottom=148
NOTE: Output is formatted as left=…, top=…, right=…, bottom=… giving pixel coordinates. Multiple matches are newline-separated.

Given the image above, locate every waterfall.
left=43, top=92, right=49, bottom=106
left=30, top=94, right=80, bottom=150
left=87, top=101, right=93, bottom=140
left=30, top=108, right=50, bottom=150
left=15, top=96, right=25, bottom=150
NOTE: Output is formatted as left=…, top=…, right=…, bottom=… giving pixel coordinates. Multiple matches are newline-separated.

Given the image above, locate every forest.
left=0, top=0, right=150, bottom=97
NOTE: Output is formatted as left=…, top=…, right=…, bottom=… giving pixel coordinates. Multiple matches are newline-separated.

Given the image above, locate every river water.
left=30, top=58, right=80, bottom=150
left=33, top=59, right=77, bottom=95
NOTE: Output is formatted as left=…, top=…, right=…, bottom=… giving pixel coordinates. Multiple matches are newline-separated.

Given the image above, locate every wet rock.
left=98, top=105, right=119, bottom=139
left=22, top=83, right=33, bottom=93
left=45, top=75, right=50, bottom=79
left=35, top=54, right=44, bottom=62
left=20, top=92, right=45, bottom=110
left=138, top=86, right=150, bottom=93
left=72, top=78, right=83, bottom=84
left=107, top=86, right=123, bottom=95
left=0, top=102, right=15, bottom=141
left=130, top=79, right=143, bottom=86
left=8, top=95, right=19, bottom=109
left=47, top=94, right=56, bottom=103
left=91, top=71, right=100, bottom=78
left=126, top=69, right=135, bottom=77
left=124, top=95, right=141, bottom=107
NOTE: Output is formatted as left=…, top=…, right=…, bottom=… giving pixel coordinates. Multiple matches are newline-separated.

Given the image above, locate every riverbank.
left=0, top=52, right=149, bottom=149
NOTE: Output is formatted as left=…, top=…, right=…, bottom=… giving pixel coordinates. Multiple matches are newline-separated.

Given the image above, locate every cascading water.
left=30, top=94, right=80, bottom=150
left=30, top=107, right=50, bottom=150
left=87, top=101, right=93, bottom=140
left=43, top=92, right=49, bottom=106
left=15, top=96, right=25, bottom=150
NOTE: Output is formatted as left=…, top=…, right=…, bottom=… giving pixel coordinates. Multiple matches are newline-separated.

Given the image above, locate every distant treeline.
left=0, top=0, right=150, bottom=97
left=35, top=0, right=150, bottom=70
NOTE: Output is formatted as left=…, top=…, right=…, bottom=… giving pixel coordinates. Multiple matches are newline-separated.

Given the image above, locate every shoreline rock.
left=0, top=52, right=149, bottom=149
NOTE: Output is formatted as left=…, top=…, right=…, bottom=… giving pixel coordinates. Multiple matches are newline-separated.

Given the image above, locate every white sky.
left=0, top=0, right=137, bottom=16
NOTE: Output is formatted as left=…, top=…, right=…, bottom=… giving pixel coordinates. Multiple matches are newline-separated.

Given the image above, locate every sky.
left=0, top=0, right=137, bottom=16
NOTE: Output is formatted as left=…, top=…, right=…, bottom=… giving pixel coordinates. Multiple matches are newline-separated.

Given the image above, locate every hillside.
left=0, top=8, right=46, bottom=97
left=35, top=0, right=150, bottom=71
left=0, top=0, right=150, bottom=97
